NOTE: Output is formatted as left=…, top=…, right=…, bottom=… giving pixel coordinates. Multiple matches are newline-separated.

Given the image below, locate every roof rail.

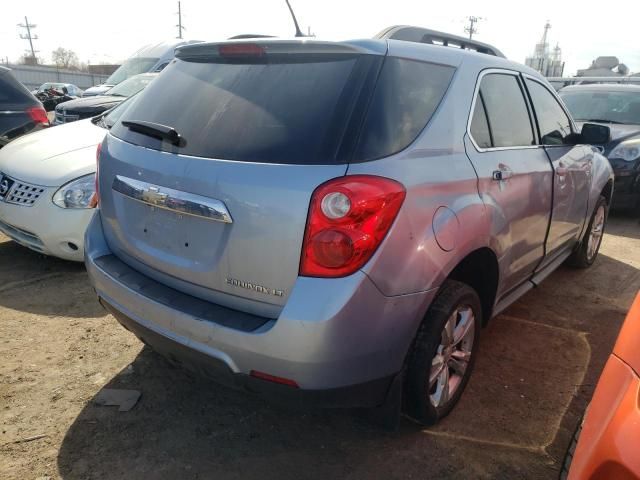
left=375, top=25, right=505, bottom=58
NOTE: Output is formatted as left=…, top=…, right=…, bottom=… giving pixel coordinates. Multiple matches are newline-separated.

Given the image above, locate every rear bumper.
left=85, top=212, right=436, bottom=407
left=568, top=355, right=640, bottom=479
left=102, top=298, right=397, bottom=408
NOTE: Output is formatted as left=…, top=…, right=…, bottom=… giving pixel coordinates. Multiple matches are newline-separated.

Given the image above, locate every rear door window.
left=525, top=79, right=573, bottom=145
left=476, top=73, right=535, bottom=148
left=353, top=58, right=455, bottom=161
left=470, top=93, right=492, bottom=148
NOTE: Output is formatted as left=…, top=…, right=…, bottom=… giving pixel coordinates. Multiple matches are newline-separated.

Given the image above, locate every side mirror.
left=581, top=123, right=611, bottom=145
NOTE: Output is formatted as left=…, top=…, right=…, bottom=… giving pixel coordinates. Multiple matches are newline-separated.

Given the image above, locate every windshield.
left=105, top=57, right=159, bottom=85
left=560, top=90, right=640, bottom=125
left=107, top=75, right=155, bottom=97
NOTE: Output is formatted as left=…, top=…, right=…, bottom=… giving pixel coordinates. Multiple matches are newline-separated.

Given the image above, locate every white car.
left=0, top=107, right=124, bottom=261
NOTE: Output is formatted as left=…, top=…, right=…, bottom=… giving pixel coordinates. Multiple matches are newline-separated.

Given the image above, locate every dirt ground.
left=1, top=214, right=639, bottom=480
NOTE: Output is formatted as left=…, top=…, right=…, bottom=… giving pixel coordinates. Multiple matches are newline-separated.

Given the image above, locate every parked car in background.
left=33, top=83, right=82, bottom=112
left=0, top=67, right=49, bottom=149
left=32, top=82, right=83, bottom=98
left=0, top=100, right=130, bottom=261
left=55, top=73, right=157, bottom=125
left=563, top=292, right=640, bottom=479
left=85, top=30, right=613, bottom=426
left=83, top=40, right=201, bottom=96
left=559, top=84, right=640, bottom=210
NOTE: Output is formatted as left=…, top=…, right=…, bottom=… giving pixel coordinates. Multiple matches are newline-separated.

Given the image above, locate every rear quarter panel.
left=349, top=53, right=489, bottom=296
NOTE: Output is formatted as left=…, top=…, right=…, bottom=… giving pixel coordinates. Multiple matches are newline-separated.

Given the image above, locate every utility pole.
left=464, top=16, right=483, bottom=40
left=176, top=1, right=185, bottom=40
left=18, top=16, right=38, bottom=63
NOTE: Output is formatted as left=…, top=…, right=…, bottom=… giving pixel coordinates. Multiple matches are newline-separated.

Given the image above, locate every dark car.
left=0, top=67, right=49, bottom=149
left=33, top=83, right=82, bottom=111
left=32, top=82, right=83, bottom=97
left=54, top=73, right=157, bottom=125
left=560, top=84, right=640, bottom=210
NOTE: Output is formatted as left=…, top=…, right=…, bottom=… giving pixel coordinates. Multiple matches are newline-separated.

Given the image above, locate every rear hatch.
left=99, top=40, right=387, bottom=317
left=99, top=39, right=456, bottom=318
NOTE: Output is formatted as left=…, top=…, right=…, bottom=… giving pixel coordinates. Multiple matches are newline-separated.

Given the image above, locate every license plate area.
left=113, top=195, right=230, bottom=275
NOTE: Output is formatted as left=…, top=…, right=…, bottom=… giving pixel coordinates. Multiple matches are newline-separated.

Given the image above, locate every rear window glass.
left=354, top=58, right=455, bottom=160
left=112, top=56, right=359, bottom=164
left=0, top=71, right=33, bottom=104
left=112, top=54, right=455, bottom=164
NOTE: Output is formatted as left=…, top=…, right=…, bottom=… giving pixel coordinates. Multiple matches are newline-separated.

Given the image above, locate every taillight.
left=89, top=143, right=102, bottom=208
left=219, top=43, right=265, bottom=57
left=300, top=175, right=406, bottom=278
left=27, top=106, right=48, bottom=125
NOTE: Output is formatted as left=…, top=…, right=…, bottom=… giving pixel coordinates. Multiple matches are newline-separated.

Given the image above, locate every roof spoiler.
left=227, top=34, right=277, bottom=40
left=375, top=25, right=505, bottom=58
left=176, top=39, right=387, bottom=61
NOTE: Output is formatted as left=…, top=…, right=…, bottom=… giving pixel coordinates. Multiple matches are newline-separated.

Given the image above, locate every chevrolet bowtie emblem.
left=141, top=186, right=168, bottom=206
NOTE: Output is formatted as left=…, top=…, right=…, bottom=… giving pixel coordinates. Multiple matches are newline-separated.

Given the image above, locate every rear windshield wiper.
left=581, top=118, right=624, bottom=125
left=122, top=120, right=184, bottom=146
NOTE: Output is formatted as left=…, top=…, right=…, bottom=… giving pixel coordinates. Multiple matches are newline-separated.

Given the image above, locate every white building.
left=525, top=22, right=565, bottom=78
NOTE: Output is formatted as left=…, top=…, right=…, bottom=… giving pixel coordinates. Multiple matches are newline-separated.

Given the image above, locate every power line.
left=17, top=16, right=38, bottom=62
left=464, top=16, right=483, bottom=40
left=176, top=1, right=185, bottom=40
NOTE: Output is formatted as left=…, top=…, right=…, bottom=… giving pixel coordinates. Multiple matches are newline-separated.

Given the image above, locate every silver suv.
left=85, top=27, right=614, bottom=426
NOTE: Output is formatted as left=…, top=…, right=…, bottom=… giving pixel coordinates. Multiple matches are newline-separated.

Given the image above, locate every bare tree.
left=52, top=47, right=78, bottom=69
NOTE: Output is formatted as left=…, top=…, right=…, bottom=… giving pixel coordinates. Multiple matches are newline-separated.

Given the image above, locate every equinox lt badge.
left=225, top=277, right=284, bottom=297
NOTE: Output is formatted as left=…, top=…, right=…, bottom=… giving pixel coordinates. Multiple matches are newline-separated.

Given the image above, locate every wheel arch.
left=446, top=247, right=499, bottom=325
left=601, top=178, right=614, bottom=206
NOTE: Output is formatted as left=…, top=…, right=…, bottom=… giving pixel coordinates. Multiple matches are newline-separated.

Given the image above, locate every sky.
left=0, top=0, right=638, bottom=76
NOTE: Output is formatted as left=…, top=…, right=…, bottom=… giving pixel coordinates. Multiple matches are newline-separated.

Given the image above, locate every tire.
left=567, top=196, right=608, bottom=268
left=560, top=414, right=584, bottom=480
left=403, top=280, right=482, bottom=426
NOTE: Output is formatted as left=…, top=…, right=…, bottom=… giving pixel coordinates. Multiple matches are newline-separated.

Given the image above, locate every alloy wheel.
left=428, top=305, right=475, bottom=408
left=587, top=205, right=605, bottom=262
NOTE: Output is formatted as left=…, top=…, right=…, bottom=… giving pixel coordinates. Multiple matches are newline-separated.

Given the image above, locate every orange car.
left=564, top=292, right=640, bottom=480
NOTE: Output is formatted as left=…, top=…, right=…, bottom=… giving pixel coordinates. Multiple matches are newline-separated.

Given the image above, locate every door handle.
left=492, top=165, right=513, bottom=181
left=556, top=162, right=568, bottom=176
